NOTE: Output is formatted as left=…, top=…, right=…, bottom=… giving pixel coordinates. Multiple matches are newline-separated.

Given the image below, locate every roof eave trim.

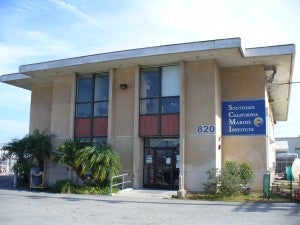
left=244, top=44, right=295, bottom=57
left=0, top=73, right=30, bottom=82
left=19, top=37, right=242, bottom=73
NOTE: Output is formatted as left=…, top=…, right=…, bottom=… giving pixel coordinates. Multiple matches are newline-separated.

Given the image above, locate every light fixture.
left=119, top=83, right=128, bottom=89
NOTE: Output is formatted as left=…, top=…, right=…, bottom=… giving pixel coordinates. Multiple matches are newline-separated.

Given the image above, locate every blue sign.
left=222, top=99, right=266, bottom=136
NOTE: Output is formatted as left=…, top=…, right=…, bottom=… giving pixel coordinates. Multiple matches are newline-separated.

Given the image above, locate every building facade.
left=0, top=38, right=295, bottom=192
left=275, top=137, right=300, bottom=174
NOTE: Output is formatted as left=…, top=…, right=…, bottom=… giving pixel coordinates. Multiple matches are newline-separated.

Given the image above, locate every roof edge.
left=245, top=44, right=295, bottom=57
left=19, top=37, right=242, bottom=73
left=0, top=73, right=29, bottom=82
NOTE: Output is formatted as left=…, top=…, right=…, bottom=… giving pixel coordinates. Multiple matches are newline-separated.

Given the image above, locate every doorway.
left=143, top=138, right=179, bottom=189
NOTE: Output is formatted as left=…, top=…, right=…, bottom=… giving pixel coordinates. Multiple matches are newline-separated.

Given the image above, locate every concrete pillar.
left=178, top=61, right=186, bottom=198
left=107, top=68, right=115, bottom=145
left=132, top=66, right=143, bottom=188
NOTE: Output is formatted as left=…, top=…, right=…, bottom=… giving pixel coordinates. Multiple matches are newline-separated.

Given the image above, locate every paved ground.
left=0, top=175, right=300, bottom=225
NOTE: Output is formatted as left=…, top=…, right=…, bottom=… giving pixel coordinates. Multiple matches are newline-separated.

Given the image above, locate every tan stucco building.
left=0, top=38, right=295, bottom=192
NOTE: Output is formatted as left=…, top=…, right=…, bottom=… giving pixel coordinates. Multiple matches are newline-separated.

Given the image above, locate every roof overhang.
left=0, top=37, right=295, bottom=121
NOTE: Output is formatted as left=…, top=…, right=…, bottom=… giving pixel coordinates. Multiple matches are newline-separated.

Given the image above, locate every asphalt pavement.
left=0, top=175, right=299, bottom=225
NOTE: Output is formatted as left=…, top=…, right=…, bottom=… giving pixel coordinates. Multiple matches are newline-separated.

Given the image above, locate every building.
left=0, top=38, right=295, bottom=193
left=275, top=137, right=300, bottom=174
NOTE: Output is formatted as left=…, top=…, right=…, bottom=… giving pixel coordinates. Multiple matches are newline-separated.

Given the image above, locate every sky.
left=0, top=0, right=299, bottom=145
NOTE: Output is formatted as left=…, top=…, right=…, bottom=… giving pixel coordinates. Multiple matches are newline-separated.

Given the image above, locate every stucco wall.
left=183, top=60, right=220, bottom=191
left=46, top=74, right=76, bottom=185
left=50, top=74, right=76, bottom=147
left=110, top=68, right=135, bottom=181
left=29, top=84, right=53, bottom=133
left=221, top=65, right=267, bottom=190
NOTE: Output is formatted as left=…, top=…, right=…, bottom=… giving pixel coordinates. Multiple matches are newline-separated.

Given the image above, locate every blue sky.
left=0, top=0, right=299, bottom=144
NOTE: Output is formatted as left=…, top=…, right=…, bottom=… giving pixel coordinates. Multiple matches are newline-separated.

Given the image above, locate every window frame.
left=75, top=72, right=109, bottom=143
left=139, top=65, right=180, bottom=115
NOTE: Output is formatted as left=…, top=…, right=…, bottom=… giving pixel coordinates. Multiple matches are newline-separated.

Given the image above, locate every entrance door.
left=143, top=138, right=179, bottom=189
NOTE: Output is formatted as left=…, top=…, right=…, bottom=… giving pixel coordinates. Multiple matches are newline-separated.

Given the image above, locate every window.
left=140, top=66, right=180, bottom=115
left=139, top=66, right=180, bottom=137
left=75, top=73, right=109, bottom=143
left=76, top=75, right=93, bottom=117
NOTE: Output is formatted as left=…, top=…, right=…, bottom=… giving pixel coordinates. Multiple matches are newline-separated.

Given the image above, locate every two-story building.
left=0, top=38, right=295, bottom=193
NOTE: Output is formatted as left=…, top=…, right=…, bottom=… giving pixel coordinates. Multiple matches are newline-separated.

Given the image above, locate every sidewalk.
left=113, top=188, right=177, bottom=199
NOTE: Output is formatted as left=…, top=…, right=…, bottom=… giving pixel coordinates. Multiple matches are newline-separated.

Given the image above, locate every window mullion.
left=90, top=74, right=96, bottom=141
left=158, top=67, right=162, bottom=135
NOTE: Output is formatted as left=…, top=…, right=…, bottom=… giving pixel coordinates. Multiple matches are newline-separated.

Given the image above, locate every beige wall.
left=214, top=64, right=222, bottom=171
left=221, top=65, right=267, bottom=190
left=110, top=68, right=136, bottom=183
left=50, top=74, right=76, bottom=147
left=46, top=74, right=76, bottom=185
left=183, top=60, right=221, bottom=191
left=29, top=84, right=53, bottom=133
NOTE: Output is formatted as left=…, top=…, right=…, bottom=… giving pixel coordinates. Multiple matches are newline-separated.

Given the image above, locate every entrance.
left=143, top=138, right=179, bottom=189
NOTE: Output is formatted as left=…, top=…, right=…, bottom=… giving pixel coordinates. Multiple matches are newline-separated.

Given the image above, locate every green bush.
left=52, top=179, right=77, bottom=193
left=239, top=162, right=255, bottom=185
left=51, top=179, right=119, bottom=195
left=203, top=161, right=255, bottom=196
left=55, top=142, right=121, bottom=187
left=202, top=169, right=219, bottom=194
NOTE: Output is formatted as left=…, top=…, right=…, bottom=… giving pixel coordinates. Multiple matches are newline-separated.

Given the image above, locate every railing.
left=110, top=173, right=131, bottom=195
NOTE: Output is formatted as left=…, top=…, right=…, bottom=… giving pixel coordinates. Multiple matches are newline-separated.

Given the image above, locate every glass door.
left=154, top=149, right=172, bottom=189
left=143, top=138, right=180, bottom=189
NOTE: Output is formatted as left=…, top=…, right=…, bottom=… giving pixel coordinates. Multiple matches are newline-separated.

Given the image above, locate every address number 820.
left=197, top=125, right=215, bottom=134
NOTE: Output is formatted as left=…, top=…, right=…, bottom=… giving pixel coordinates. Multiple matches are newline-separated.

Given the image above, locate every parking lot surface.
left=0, top=175, right=299, bottom=225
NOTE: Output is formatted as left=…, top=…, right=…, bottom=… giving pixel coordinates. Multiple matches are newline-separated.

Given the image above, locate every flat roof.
left=0, top=37, right=295, bottom=121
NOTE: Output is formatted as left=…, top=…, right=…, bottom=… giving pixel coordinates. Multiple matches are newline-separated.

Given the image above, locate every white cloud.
left=48, top=0, right=101, bottom=28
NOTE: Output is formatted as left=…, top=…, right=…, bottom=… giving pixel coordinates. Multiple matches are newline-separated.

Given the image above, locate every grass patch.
left=183, top=191, right=292, bottom=202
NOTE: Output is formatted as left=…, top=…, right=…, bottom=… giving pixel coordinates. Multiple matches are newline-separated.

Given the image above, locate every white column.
left=178, top=61, right=186, bottom=198
left=132, top=65, right=143, bottom=188
left=107, top=68, right=114, bottom=145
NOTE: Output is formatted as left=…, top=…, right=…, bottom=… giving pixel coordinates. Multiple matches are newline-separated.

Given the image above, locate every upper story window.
left=140, top=66, right=180, bottom=115
left=76, top=73, right=109, bottom=118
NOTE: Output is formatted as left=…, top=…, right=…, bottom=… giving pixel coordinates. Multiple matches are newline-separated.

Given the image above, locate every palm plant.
left=3, top=137, right=33, bottom=184
left=26, top=129, right=54, bottom=172
left=76, top=144, right=121, bottom=186
left=54, top=139, right=86, bottom=182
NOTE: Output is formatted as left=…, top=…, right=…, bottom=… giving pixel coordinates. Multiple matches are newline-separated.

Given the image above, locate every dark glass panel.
left=140, top=99, right=159, bottom=115
left=94, top=74, right=109, bottom=101
left=77, top=75, right=93, bottom=102
left=140, top=68, right=159, bottom=98
left=145, top=138, right=180, bottom=148
left=94, top=102, right=108, bottom=117
left=161, top=97, right=180, bottom=114
left=76, top=103, right=92, bottom=117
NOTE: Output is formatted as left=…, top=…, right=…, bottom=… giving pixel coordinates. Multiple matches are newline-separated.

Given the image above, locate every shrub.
left=202, top=169, right=219, bottom=194
left=51, top=180, right=119, bottom=195
left=52, top=179, right=77, bottom=193
left=239, top=162, right=255, bottom=185
left=203, top=160, right=255, bottom=196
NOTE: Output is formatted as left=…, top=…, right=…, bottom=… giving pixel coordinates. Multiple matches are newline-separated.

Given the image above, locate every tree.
left=54, top=139, right=86, bottom=182
left=26, top=129, right=54, bottom=172
left=76, top=144, right=121, bottom=186
left=3, top=137, right=33, bottom=184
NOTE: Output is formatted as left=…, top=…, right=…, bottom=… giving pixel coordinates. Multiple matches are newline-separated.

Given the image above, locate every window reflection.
left=140, top=68, right=159, bottom=98
left=76, top=103, right=91, bottom=117
left=140, top=99, right=159, bottom=115
left=77, top=75, right=92, bottom=102
left=94, top=102, right=108, bottom=117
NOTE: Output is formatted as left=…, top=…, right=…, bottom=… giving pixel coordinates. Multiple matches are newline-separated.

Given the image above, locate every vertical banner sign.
left=222, top=99, right=266, bottom=136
